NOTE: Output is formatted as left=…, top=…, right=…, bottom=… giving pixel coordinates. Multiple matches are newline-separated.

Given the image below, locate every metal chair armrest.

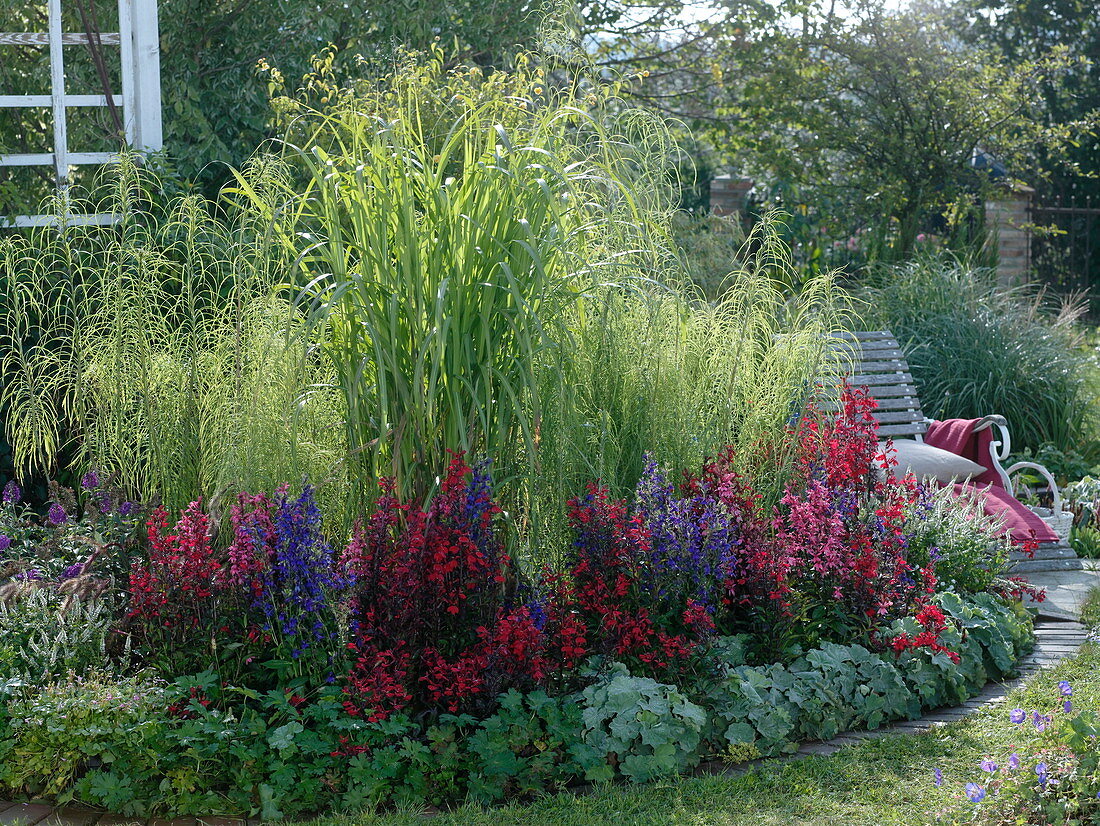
left=1005, top=461, right=1064, bottom=513
left=972, top=415, right=1013, bottom=489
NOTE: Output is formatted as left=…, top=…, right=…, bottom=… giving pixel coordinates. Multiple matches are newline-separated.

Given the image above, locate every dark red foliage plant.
left=341, top=454, right=548, bottom=720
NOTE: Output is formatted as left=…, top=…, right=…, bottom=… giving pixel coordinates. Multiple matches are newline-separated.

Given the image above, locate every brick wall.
left=710, top=175, right=754, bottom=216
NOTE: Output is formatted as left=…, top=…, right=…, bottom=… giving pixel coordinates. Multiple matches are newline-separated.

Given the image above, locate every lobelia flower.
left=1010, top=708, right=1025, bottom=724
left=965, top=783, right=986, bottom=803
left=48, top=503, right=67, bottom=525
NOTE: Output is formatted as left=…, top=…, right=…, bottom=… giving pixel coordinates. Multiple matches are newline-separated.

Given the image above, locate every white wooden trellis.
left=0, top=0, right=161, bottom=227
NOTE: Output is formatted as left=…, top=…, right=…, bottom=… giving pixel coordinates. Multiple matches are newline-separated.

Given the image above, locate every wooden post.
left=130, top=0, right=162, bottom=152
left=47, top=0, right=69, bottom=185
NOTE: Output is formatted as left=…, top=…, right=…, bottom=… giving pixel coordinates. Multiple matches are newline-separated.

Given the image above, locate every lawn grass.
left=301, top=602, right=1100, bottom=826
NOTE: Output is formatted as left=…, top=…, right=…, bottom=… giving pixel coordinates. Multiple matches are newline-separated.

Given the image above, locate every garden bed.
left=0, top=390, right=1044, bottom=820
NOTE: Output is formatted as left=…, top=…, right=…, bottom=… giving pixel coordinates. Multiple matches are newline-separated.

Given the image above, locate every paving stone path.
left=1, top=576, right=1095, bottom=824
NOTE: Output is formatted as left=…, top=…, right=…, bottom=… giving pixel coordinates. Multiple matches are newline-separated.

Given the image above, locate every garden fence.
left=1032, top=188, right=1100, bottom=316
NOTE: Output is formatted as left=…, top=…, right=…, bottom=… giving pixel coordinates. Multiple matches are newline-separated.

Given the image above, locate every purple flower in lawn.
left=81, top=470, right=100, bottom=489
left=2, top=481, right=20, bottom=505
left=1059, top=681, right=1073, bottom=696
left=1008, top=752, right=1020, bottom=770
left=47, top=503, right=67, bottom=525
left=1036, top=762, right=1048, bottom=789
left=979, top=758, right=997, bottom=772
left=934, top=767, right=943, bottom=787
left=1033, top=711, right=1047, bottom=732
left=1010, top=708, right=1025, bottom=724
left=1064, top=700, right=1073, bottom=714
left=965, top=783, right=986, bottom=803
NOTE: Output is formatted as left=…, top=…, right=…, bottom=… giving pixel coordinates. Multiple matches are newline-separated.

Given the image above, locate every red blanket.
left=925, top=418, right=1058, bottom=544
left=925, top=418, right=1002, bottom=488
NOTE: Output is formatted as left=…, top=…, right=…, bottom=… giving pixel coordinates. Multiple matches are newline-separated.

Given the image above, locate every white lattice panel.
left=0, top=0, right=161, bottom=227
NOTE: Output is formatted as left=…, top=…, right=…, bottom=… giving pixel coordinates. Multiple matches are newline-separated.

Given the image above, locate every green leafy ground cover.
left=294, top=599, right=1100, bottom=826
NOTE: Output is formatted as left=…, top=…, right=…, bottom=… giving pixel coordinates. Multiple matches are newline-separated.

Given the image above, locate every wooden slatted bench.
left=825, top=331, right=1082, bottom=573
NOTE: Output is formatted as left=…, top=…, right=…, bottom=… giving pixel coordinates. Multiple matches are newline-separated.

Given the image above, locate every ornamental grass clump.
left=0, top=157, right=345, bottom=514
left=258, top=51, right=666, bottom=513
left=863, top=255, right=1097, bottom=454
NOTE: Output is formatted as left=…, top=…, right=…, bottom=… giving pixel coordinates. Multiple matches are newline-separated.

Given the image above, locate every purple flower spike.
left=934, top=767, right=943, bottom=787
left=0, top=534, right=10, bottom=551
left=60, top=562, right=83, bottom=579
left=1010, top=708, right=1025, bottom=724
left=979, top=758, right=997, bottom=772
left=965, top=783, right=986, bottom=803
left=1059, top=680, right=1073, bottom=696
left=119, top=501, right=137, bottom=517
left=1008, top=753, right=1020, bottom=770
left=2, top=480, right=20, bottom=505
left=81, top=470, right=100, bottom=489
left=14, top=569, right=40, bottom=581
left=48, top=503, right=67, bottom=525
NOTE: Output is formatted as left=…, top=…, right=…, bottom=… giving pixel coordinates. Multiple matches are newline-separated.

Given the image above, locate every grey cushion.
left=878, top=439, right=985, bottom=484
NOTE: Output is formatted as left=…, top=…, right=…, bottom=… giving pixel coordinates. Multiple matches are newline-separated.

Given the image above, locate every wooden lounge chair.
left=826, top=330, right=1081, bottom=573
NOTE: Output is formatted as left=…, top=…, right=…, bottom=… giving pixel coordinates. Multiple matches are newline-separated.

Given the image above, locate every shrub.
left=463, top=690, right=604, bottom=802
left=341, top=454, right=544, bottom=719
left=683, top=385, right=940, bottom=659
left=0, top=592, right=1031, bottom=814
left=885, top=591, right=1032, bottom=710
left=128, top=486, right=347, bottom=684
left=0, top=589, right=124, bottom=681
left=0, top=475, right=145, bottom=585
left=862, top=256, right=1097, bottom=453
